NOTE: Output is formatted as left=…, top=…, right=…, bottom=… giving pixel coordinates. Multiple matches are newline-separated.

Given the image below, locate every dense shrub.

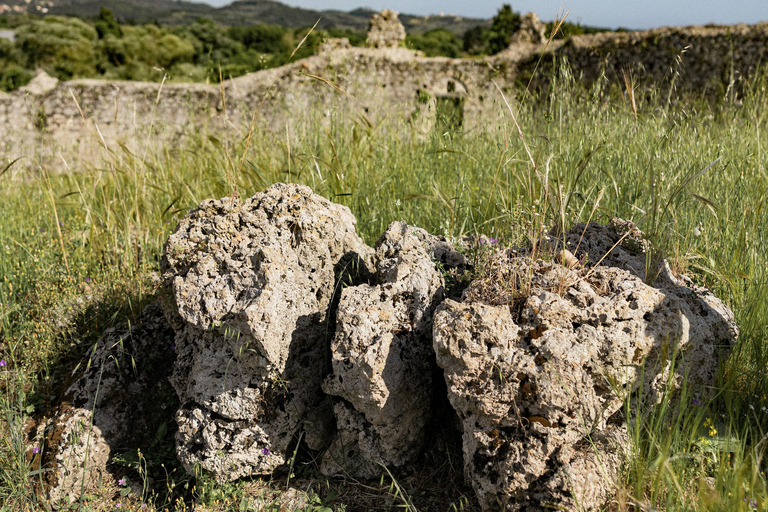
left=487, top=4, right=520, bottom=54
left=15, top=16, right=98, bottom=79
left=406, top=28, right=461, bottom=57
left=0, top=8, right=608, bottom=90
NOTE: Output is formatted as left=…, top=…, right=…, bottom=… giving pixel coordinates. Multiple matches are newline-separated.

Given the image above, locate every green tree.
left=180, top=18, right=244, bottom=61
left=487, top=4, right=520, bottom=54
left=227, top=24, right=289, bottom=54
left=0, top=38, right=31, bottom=92
left=463, top=25, right=490, bottom=55
left=327, top=28, right=366, bottom=47
left=15, top=17, right=98, bottom=79
left=406, top=29, right=461, bottom=58
left=95, top=7, right=122, bottom=39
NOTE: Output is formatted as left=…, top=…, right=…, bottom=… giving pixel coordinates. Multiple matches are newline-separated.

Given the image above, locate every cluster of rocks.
left=39, top=184, right=737, bottom=510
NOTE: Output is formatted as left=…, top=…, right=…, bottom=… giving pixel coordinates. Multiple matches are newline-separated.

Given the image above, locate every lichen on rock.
left=160, top=183, right=373, bottom=481
left=321, top=222, right=464, bottom=477
left=44, top=178, right=738, bottom=511
left=433, top=220, right=737, bottom=511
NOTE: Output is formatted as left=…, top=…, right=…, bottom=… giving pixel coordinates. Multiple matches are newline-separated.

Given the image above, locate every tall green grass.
left=1, top=60, right=768, bottom=510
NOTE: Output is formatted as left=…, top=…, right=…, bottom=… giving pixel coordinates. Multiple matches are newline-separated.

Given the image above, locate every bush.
left=406, top=28, right=461, bottom=58
left=487, top=4, right=520, bottom=55
left=0, top=64, right=32, bottom=91
left=227, top=24, right=290, bottom=54
left=15, top=16, right=98, bottom=79
left=463, top=25, right=490, bottom=55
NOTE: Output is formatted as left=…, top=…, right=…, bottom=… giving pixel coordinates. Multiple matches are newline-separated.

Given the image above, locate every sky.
left=197, top=0, right=768, bottom=30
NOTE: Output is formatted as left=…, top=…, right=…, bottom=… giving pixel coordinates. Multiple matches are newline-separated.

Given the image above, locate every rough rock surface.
left=160, top=183, right=373, bottom=482
left=22, top=70, right=59, bottom=95
left=366, top=10, right=406, bottom=49
left=433, top=220, right=737, bottom=511
left=41, top=302, right=176, bottom=505
left=321, top=222, right=463, bottom=477
left=319, top=37, right=352, bottom=53
left=510, top=12, right=547, bottom=46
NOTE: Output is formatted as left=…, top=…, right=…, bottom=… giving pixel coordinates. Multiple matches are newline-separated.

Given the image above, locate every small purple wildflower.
left=39, top=228, right=46, bottom=233
left=261, top=448, right=270, bottom=456
left=744, top=498, right=758, bottom=509
left=118, top=478, right=126, bottom=486
left=32, top=447, right=40, bottom=454
left=85, top=277, right=91, bottom=283
left=116, top=503, right=122, bottom=508
left=170, top=344, right=175, bottom=352
left=0, top=360, right=6, bottom=367
left=488, top=237, right=498, bottom=244
left=692, top=398, right=701, bottom=406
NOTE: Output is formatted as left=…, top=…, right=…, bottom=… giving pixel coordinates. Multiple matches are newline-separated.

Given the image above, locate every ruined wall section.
left=2, top=22, right=768, bottom=163
left=529, top=23, right=768, bottom=95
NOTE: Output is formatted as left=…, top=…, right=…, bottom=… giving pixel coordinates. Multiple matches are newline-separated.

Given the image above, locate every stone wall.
left=3, top=22, right=768, bottom=163
left=525, top=23, right=768, bottom=96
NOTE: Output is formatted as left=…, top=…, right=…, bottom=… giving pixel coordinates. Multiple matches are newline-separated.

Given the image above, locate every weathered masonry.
left=2, top=19, right=767, bottom=161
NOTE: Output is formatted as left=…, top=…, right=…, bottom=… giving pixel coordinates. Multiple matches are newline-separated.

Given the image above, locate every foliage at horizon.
left=0, top=8, right=365, bottom=91
left=0, top=5, right=611, bottom=92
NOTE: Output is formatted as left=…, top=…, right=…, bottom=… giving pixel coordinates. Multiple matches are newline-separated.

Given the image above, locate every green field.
left=2, top=61, right=768, bottom=511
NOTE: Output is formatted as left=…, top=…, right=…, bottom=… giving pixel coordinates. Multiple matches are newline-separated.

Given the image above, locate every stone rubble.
left=42, top=302, right=176, bottom=505
left=45, top=185, right=738, bottom=511
left=160, top=183, right=373, bottom=481
left=321, top=222, right=463, bottom=477
left=433, top=220, right=737, bottom=510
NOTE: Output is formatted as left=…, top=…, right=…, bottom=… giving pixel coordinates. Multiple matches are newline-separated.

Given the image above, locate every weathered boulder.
left=321, top=222, right=463, bottom=477
left=433, top=220, right=737, bottom=511
left=160, top=183, right=373, bottom=481
left=566, top=218, right=739, bottom=399
left=39, top=302, right=176, bottom=505
left=367, top=10, right=406, bottom=49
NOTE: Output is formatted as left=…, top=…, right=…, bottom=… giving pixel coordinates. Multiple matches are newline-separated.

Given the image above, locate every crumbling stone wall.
left=2, top=22, right=768, bottom=162
left=524, top=23, right=768, bottom=96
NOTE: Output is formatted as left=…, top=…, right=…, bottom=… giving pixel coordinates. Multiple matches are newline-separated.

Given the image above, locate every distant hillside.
left=0, top=0, right=490, bottom=34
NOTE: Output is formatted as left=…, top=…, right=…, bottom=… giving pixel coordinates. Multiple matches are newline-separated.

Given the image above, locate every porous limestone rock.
left=367, top=10, right=406, bottom=49
left=160, top=183, right=373, bottom=482
left=433, top=220, right=737, bottom=511
left=41, top=302, right=176, bottom=505
left=321, top=222, right=464, bottom=477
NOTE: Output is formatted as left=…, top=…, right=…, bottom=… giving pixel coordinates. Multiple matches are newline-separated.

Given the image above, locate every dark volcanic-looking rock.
left=433, top=220, right=738, bottom=511
left=160, top=183, right=373, bottom=482
left=321, top=222, right=462, bottom=477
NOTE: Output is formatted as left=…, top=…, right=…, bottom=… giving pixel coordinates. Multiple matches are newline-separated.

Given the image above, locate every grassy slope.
left=1, top=63, right=768, bottom=510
